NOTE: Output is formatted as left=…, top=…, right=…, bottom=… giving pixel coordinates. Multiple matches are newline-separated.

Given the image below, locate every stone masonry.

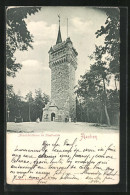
left=42, top=22, right=78, bottom=122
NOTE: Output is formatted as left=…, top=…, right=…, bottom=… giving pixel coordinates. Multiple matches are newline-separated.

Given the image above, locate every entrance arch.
left=51, top=113, right=55, bottom=121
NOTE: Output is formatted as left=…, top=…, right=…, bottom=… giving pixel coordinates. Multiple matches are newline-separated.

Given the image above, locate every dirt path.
left=7, top=122, right=119, bottom=134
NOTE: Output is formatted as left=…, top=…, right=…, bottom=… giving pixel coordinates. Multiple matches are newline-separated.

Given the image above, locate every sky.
left=7, top=6, right=108, bottom=97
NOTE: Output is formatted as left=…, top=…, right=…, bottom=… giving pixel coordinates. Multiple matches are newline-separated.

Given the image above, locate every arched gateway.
left=51, top=113, right=55, bottom=121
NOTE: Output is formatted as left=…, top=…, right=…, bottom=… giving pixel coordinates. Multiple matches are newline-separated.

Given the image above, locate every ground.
left=7, top=122, right=119, bottom=134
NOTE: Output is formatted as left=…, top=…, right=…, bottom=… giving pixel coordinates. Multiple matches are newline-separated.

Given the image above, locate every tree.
left=7, top=89, right=23, bottom=121
left=6, top=84, right=14, bottom=121
left=75, top=8, right=120, bottom=126
left=107, top=89, right=120, bottom=125
left=25, top=91, right=34, bottom=122
left=95, top=8, right=120, bottom=87
left=6, top=7, right=41, bottom=77
left=7, top=88, right=50, bottom=122
left=89, top=45, right=111, bottom=126
left=34, top=89, right=50, bottom=121
left=76, top=45, right=112, bottom=126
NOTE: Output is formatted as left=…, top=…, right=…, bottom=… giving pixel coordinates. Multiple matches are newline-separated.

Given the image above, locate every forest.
left=75, top=8, right=120, bottom=126
left=6, top=86, right=49, bottom=122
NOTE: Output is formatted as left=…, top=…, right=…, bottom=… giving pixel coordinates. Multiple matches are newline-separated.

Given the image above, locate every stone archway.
left=51, top=113, right=55, bottom=121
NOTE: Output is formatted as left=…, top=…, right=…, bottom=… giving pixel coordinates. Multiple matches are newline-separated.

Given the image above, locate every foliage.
left=33, top=89, right=50, bottom=121
left=75, top=8, right=120, bottom=126
left=6, top=7, right=41, bottom=77
left=76, top=70, right=119, bottom=125
left=95, top=8, right=120, bottom=81
left=7, top=88, right=50, bottom=122
left=7, top=89, right=24, bottom=121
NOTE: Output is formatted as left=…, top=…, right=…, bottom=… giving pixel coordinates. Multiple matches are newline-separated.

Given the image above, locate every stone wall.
left=68, top=64, right=76, bottom=120
left=47, top=37, right=78, bottom=122
left=42, top=106, right=58, bottom=122
left=51, top=63, right=69, bottom=110
left=51, top=62, right=76, bottom=120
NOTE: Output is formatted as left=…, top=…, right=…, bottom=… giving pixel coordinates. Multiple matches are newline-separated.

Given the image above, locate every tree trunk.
left=100, top=109, right=103, bottom=124
left=80, top=103, right=83, bottom=122
left=87, top=108, right=89, bottom=122
left=29, top=102, right=31, bottom=122
left=104, top=104, right=110, bottom=126
left=115, top=77, right=117, bottom=90
left=103, top=78, right=111, bottom=126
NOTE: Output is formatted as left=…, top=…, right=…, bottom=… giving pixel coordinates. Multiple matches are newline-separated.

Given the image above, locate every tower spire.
left=56, top=14, right=62, bottom=44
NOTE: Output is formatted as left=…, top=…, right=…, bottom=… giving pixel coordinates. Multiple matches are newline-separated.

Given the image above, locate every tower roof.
left=56, top=15, right=62, bottom=45
left=56, top=26, right=62, bottom=44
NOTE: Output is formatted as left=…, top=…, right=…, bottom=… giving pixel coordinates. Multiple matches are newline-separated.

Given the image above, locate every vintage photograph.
left=6, top=6, right=120, bottom=185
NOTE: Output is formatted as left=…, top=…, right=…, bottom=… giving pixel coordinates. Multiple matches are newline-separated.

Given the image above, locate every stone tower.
left=42, top=17, right=78, bottom=122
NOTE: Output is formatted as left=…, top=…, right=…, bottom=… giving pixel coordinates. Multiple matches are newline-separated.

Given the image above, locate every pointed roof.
left=56, top=26, right=62, bottom=45
left=43, top=100, right=58, bottom=110
left=48, top=46, right=53, bottom=53
left=56, top=15, right=62, bottom=45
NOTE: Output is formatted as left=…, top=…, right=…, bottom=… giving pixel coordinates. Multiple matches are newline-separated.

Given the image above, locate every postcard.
left=6, top=6, right=120, bottom=185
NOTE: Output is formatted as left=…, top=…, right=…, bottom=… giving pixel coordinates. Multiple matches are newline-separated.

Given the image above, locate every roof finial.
left=58, top=14, right=60, bottom=27
left=67, top=18, right=68, bottom=38
left=56, top=14, right=62, bottom=44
